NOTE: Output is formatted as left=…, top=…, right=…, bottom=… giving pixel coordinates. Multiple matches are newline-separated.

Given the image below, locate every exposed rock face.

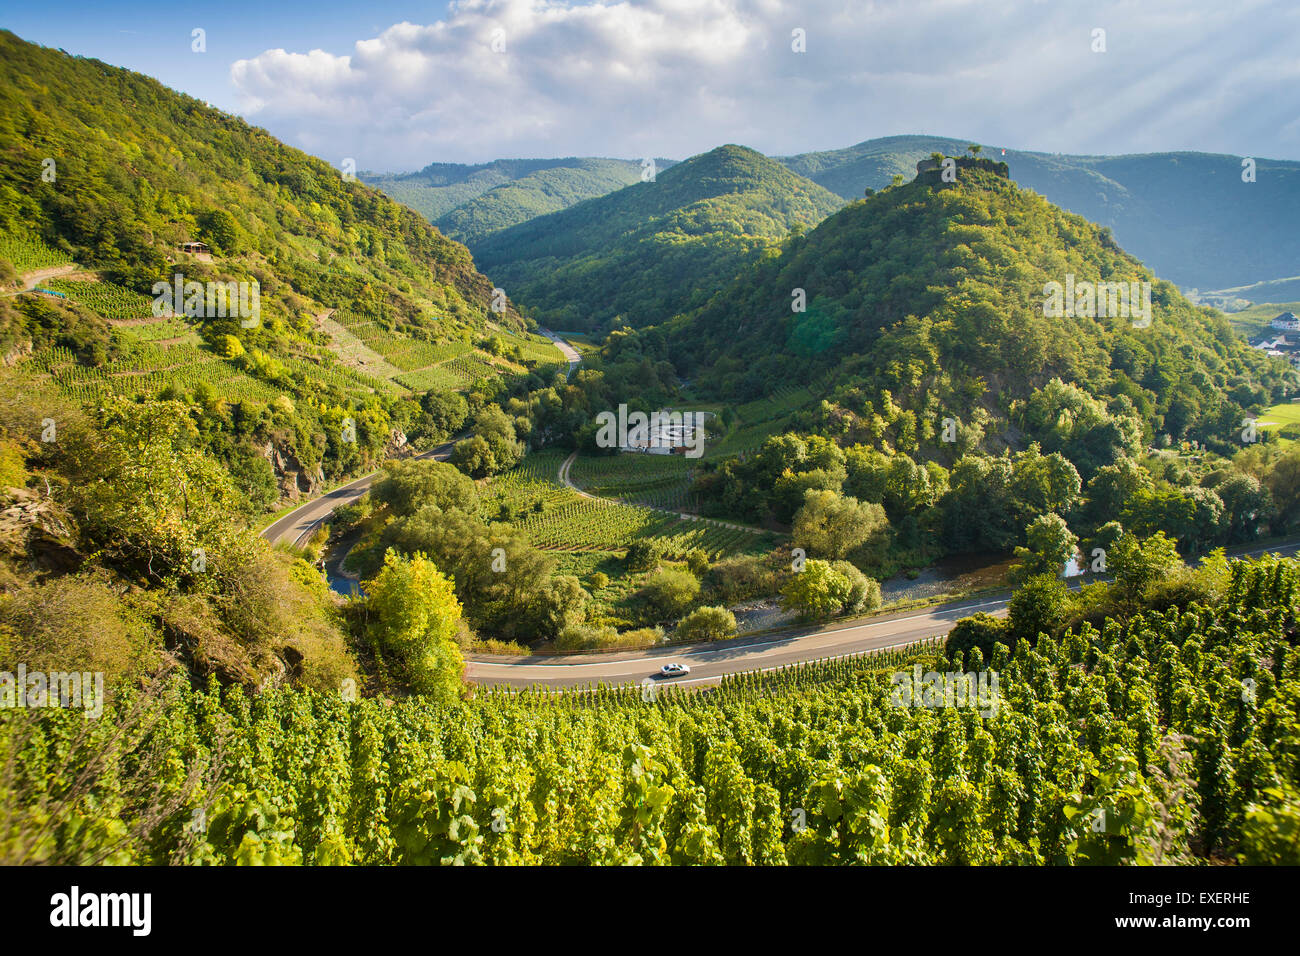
left=261, top=440, right=324, bottom=500
left=385, top=427, right=408, bottom=459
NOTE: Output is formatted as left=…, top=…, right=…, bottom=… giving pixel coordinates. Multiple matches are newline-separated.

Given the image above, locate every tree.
left=625, top=540, right=661, bottom=572
left=637, top=568, right=700, bottom=622
left=1010, top=513, right=1077, bottom=583
left=197, top=208, right=241, bottom=255
left=371, top=459, right=477, bottom=518
left=364, top=550, right=464, bottom=701
left=1108, top=531, right=1182, bottom=609
left=945, top=612, right=1010, bottom=664
left=676, top=606, right=737, bottom=642
left=792, top=488, right=887, bottom=560
left=830, top=560, right=881, bottom=614
left=781, top=559, right=853, bottom=621
left=451, top=406, right=523, bottom=478
left=1008, top=574, right=1073, bottom=644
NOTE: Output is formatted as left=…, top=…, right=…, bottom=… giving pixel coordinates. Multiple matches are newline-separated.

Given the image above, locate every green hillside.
left=472, top=145, right=845, bottom=331
left=435, top=159, right=647, bottom=245
left=0, top=29, right=563, bottom=501
left=780, top=135, right=1300, bottom=293
left=667, top=156, right=1293, bottom=435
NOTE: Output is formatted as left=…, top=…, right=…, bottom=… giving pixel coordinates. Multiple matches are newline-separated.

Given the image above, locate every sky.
left=4, top=0, right=1300, bottom=173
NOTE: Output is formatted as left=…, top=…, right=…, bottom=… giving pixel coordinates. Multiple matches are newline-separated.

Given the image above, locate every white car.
left=659, top=663, right=691, bottom=678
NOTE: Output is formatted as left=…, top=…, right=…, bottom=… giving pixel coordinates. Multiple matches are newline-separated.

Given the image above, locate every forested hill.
left=659, top=156, right=1295, bottom=455
left=780, top=135, right=1300, bottom=294
left=0, top=30, right=517, bottom=327
left=0, top=29, right=568, bottom=498
left=471, top=145, right=844, bottom=331
left=364, top=157, right=673, bottom=246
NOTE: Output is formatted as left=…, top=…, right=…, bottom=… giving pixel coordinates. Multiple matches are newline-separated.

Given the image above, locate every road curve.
left=539, top=328, right=582, bottom=379
left=262, top=331, right=582, bottom=548
left=261, top=440, right=455, bottom=548
left=468, top=537, right=1300, bottom=690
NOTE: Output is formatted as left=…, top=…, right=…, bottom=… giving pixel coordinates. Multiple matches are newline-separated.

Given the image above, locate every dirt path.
left=20, top=263, right=80, bottom=288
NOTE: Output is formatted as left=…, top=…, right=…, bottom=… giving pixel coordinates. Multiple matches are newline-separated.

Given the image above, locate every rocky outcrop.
left=261, top=440, right=324, bottom=500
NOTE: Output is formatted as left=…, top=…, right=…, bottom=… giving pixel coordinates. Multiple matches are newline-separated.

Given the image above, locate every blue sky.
left=5, top=0, right=1299, bottom=172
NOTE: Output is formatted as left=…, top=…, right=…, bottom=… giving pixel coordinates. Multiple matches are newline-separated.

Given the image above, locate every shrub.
left=944, top=612, right=1010, bottom=665
left=705, top=554, right=776, bottom=604
left=625, top=540, right=661, bottom=572
left=636, top=567, right=700, bottom=622
left=676, top=605, right=737, bottom=642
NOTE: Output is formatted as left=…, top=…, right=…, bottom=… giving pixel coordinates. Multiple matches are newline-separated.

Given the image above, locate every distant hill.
left=364, top=157, right=678, bottom=246
left=377, top=135, right=1300, bottom=302
left=470, top=145, right=845, bottom=331
left=778, top=135, right=1300, bottom=294
left=659, top=156, right=1294, bottom=456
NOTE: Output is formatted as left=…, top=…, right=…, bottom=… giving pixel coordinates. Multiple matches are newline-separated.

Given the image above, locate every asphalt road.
left=466, top=595, right=1010, bottom=689
left=260, top=439, right=455, bottom=548
left=468, top=537, right=1300, bottom=690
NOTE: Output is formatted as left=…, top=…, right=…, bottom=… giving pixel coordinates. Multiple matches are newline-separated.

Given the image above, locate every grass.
left=1256, top=400, right=1300, bottom=444
left=1223, top=301, right=1300, bottom=340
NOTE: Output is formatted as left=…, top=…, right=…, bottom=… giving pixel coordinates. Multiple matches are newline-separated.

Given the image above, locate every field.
left=483, top=449, right=778, bottom=560
left=1257, top=399, right=1300, bottom=443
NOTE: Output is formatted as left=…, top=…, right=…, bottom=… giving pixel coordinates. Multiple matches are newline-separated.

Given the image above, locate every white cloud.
left=228, top=0, right=1300, bottom=170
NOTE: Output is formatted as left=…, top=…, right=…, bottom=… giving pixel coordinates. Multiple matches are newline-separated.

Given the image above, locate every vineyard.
left=484, top=450, right=776, bottom=559
left=43, top=277, right=155, bottom=320
left=0, top=230, right=71, bottom=274
left=568, top=452, right=698, bottom=510
left=33, top=343, right=286, bottom=406
left=6, top=557, right=1299, bottom=865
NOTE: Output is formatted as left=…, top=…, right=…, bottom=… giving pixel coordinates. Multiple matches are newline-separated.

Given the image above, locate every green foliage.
left=780, top=558, right=874, bottom=622
left=676, top=605, right=738, bottom=642
left=363, top=550, right=465, bottom=700
left=7, top=555, right=1299, bottom=865
left=792, top=488, right=887, bottom=560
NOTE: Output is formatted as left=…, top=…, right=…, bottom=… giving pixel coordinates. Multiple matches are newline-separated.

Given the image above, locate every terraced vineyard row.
left=335, top=314, right=472, bottom=372
left=34, top=344, right=285, bottom=405
left=0, top=230, right=71, bottom=274
left=568, top=452, right=697, bottom=510
left=115, top=316, right=198, bottom=344
left=44, top=277, right=154, bottom=320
